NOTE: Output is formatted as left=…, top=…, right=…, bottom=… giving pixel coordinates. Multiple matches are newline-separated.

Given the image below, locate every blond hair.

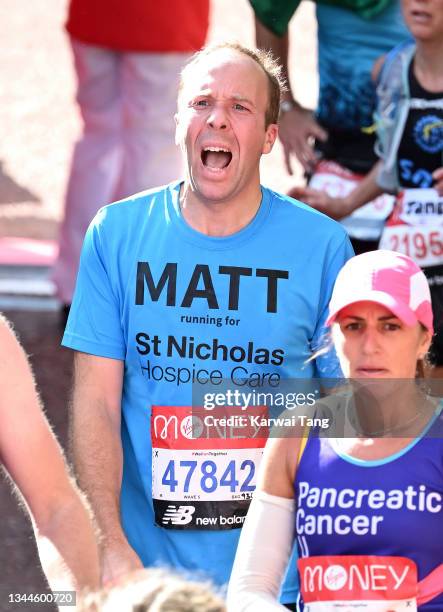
left=79, top=568, right=226, bottom=612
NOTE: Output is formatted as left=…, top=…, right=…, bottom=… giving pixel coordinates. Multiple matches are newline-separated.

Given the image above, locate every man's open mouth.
left=201, top=146, right=233, bottom=170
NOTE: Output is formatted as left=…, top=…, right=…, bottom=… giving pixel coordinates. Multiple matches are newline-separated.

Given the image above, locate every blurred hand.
left=101, top=541, right=143, bottom=586
left=432, top=167, right=443, bottom=195
left=288, top=186, right=351, bottom=221
left=279, top=106, right=328, bottom=174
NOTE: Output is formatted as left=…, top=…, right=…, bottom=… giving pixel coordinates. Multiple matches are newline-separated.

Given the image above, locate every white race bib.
left=379, top=189, right=443, bottom=267
left=309, top=160, right=394, bottom=240
left=397, top=188, right=443, bottom=227
left=151, top=406, right=265, bottom=530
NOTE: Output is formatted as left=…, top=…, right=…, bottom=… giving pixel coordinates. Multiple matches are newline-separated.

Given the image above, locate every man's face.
left=175, top=50, right=278, bottom=205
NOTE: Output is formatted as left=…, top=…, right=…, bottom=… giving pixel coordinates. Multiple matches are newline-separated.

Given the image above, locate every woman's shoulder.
left=376, top=41, right=415, bottom=91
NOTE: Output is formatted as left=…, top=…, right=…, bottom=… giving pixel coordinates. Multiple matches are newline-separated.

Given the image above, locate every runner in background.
left=250, top=0, right=409, bottom=254
left=295, top=0, right=443, bottom=376
left=52, top=0, right=210, bottom=315
left=228, top=250, right=443, bottom=610
left=0, top=314, right=99, bottom=593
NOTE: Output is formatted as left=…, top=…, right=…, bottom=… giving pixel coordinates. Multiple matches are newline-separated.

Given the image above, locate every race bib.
left=298, top=555, right=418, bottom=611
left=379, top=189, right=443, bottom=267
left=309, top=160, right=394, bottom=240
left=151, top=406, right=266, bottom=530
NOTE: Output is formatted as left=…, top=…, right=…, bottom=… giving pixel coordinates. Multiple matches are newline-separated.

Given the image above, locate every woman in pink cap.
left=228, top=250, right=443, bottom=611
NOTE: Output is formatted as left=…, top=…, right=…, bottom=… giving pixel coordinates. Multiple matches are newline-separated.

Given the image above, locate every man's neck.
left=179, top=182, right=263, bottom=237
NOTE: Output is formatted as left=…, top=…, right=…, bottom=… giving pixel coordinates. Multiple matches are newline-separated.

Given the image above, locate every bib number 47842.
left=161, top=458, right=255, bottom=494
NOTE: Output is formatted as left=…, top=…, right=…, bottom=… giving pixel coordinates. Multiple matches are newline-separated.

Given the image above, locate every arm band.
left=227, top=490, right=295, bottom=611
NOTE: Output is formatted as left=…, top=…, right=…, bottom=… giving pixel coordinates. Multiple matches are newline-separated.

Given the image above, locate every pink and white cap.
left=326, top=250, right=434, bottom=333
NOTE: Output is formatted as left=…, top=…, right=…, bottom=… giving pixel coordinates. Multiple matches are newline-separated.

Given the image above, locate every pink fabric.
left=52, top=40, right=187, bottom=303
left=0, top=238, right=57, bottom=266
left=326, top=250, right=434, bottom=333
left=418, top=563, right=443, bottom=606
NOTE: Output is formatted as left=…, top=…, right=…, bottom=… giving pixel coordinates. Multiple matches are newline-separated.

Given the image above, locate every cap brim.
left=326, top=290, right=418, bottom=327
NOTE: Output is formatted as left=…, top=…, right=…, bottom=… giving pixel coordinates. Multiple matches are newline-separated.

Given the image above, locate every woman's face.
left=402, top=0, right=443, bottom=42
left=333, top=301, right=431, bottom=379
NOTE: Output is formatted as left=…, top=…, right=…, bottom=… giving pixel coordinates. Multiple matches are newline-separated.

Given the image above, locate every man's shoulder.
left=95, top=181, right=178, bottom=228
left=264, top=185, right=349, bottom=240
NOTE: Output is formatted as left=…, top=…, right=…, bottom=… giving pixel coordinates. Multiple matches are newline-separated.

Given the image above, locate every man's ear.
left=262, top=123, right=278, bottom=155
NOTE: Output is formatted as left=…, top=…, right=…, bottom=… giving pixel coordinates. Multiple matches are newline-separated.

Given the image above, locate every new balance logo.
left=162, top=505, right=196, bottom=525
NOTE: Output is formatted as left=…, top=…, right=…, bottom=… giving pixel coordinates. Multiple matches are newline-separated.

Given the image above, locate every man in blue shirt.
left=63, top=42, right=352, bottom=603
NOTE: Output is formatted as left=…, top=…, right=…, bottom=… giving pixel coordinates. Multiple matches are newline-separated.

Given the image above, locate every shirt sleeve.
left=249, top=0, right=301, bottom=36
left=62, top=207, right=126, bottom=360
left=312, top=232, right=354, bottom=379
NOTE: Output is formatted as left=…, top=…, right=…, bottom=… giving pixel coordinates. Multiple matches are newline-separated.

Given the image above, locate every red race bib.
left=298, top=555, right=418, bottom=611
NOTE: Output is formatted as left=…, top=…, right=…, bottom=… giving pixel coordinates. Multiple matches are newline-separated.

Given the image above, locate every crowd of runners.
left=2, top=0, right=442, bottom=609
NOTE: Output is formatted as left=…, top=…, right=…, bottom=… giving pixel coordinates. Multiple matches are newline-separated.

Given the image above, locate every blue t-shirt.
left=316, top=1, right=408, bottom=131
left=63, top=181, right=353, bottom=601
left=250, top=0, right=408, bottom=132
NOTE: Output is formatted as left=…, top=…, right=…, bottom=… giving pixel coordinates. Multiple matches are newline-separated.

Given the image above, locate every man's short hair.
left=179, top=42, right=285, bottom=127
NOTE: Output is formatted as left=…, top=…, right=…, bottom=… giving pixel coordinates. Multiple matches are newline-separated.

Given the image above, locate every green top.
left=250, top=0, right=392, bottom=36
